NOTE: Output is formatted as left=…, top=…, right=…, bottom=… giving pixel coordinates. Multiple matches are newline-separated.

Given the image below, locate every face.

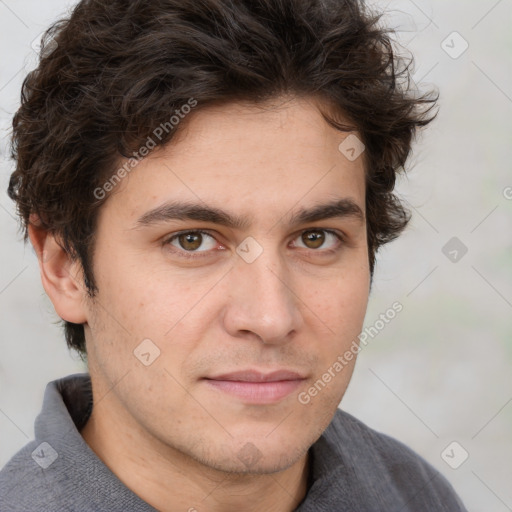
left=82, top=96, right=370, bottom=474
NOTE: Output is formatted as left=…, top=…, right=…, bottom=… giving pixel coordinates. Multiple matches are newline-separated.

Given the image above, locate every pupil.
left=181, top=232, right=201, bottom=250
left=304, top=230, right=324, bottom=249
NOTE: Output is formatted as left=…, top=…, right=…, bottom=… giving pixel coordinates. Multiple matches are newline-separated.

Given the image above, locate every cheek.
left=85, top=262, right=217, bottom=387
left=308, top=268, right=369, bottom=332
left=91, top=251, right=188, bottom=337
left=303, top=267, right=369, bottom=397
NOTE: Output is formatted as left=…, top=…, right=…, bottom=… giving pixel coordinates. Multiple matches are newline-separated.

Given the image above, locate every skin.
left=29, top=96, right=370, bottom=512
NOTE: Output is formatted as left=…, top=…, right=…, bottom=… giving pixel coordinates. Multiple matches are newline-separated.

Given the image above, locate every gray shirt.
left=0, top=373, right=468, bottom=511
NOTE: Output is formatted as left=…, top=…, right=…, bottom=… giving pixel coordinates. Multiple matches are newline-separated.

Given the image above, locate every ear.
left=28, top=214, right=88, bottom=324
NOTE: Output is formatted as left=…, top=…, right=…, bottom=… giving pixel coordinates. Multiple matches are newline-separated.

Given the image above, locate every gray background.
left=1, top=1, right=511, bottom=510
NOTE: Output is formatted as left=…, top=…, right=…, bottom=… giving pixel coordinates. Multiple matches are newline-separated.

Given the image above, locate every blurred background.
left=0, top=1, right=511, bottom=510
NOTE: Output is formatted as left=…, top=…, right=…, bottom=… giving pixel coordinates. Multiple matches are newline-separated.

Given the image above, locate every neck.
left=80, top=395, right=310, bottom=512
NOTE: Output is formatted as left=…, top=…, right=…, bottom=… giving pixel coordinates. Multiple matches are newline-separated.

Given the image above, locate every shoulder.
left=310, top=408, right=468, bottom=511
left=0, top=374, right=91, bottom=511
left=0, top=440, right=62, bottom=511
left=325, top=407, right=432, bottom=465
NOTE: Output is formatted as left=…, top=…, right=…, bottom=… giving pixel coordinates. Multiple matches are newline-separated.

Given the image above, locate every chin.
left=182, top=433, right=308, bottom=475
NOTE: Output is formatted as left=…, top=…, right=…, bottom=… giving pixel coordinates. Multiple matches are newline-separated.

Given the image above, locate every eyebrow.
left=132, top=198, right=365, bottom=231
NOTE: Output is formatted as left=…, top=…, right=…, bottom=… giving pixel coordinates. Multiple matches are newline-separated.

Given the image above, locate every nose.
left=221, top=245, right=303, bottom=345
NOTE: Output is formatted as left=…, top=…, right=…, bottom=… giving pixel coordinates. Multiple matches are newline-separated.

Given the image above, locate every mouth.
left=202, top=369, right=307, bottom=404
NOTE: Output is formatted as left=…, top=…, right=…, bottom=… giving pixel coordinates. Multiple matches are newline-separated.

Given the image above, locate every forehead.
left=99, top=96, right=366, bottom=227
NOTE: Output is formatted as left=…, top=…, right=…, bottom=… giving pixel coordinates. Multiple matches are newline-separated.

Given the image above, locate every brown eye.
left=293, top=229, right=343, bottom=253
left=164, top=230, right=218, bottom=255
left=177, top=232, right=203, bottom=251
left=302, top=230, right=325, bottom=249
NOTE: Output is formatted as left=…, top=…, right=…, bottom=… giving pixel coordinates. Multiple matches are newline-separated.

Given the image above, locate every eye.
left=292, top=229, right=344, bottom=253
left=162, top=228, right=344, bottom=260
left=163, top=230, right=220, bottom=258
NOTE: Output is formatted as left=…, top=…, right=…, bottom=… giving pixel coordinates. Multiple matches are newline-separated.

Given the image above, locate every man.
left=0, top=0, right=467, bottom=510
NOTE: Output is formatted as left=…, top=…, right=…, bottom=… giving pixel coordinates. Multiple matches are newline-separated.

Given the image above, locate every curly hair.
left=8, top=0, right=438, bottom=356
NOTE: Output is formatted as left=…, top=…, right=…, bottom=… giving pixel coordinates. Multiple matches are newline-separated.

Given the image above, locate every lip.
left=203, top=369, right=307, bottom=404
left=206, top=369, right=307, bottom=382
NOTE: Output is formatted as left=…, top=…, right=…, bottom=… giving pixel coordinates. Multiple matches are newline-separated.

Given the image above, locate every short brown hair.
left=8, top=0, right=438, bottom=357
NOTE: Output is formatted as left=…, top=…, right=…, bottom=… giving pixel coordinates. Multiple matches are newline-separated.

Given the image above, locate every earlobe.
left=28, top=216, right=88, bottom=325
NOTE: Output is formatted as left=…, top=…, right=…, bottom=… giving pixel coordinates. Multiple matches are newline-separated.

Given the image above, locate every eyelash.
left=162, top=229, right=345, bottom=260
